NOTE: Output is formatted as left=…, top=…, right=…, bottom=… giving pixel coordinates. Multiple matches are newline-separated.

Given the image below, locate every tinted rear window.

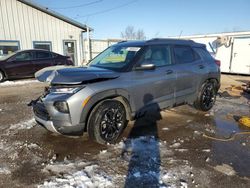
left=35, top=51, right=52, bottom=59
left=194, top=47, right=214, bottom=61
left=173, top=46, right=195, bottom=64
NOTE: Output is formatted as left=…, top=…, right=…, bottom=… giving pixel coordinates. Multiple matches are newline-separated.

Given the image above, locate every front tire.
left=194, top=81, right=217, bottom=111
left=87, top=100, right=127, bottom=144
left=0, top=71, right=5, bottom=82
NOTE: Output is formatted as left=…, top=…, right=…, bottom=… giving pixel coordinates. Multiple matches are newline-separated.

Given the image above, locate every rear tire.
left=0, top=71, right=5, bottom=82
left=87, top=100, right=127, bottom=144
left=194, top=81, right=217, bottom=111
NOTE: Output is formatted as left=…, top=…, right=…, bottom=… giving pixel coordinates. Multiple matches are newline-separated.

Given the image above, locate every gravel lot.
left=0, top=75, right=250, bottom=188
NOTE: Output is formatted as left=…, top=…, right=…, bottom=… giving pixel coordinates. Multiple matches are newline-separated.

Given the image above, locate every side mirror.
left=134, top=63, right=156, bottom=71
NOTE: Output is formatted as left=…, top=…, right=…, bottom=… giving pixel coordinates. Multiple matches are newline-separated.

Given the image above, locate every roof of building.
left=17, top=0, right=92, bottom=31
left=171, top=31, right=250, bottom=39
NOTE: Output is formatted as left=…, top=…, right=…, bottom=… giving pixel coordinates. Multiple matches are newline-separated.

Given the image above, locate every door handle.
left=166, top=70, right=173, bottom=75
left=199, top=65, right=205, bottom=69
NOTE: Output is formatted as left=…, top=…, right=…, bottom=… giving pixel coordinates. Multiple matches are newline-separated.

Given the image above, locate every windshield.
left=89, top=45, right=141, bottom=70
left=0, top=51, right=17, bottom=61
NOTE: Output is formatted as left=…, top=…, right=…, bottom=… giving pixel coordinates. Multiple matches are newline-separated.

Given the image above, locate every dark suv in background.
left=0, top=49, right=73, bottom=82
left=31, top=38, right=221, bottom=144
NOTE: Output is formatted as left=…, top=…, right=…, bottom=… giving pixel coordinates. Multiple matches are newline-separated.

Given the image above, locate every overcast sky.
left=34, top=0, right=250, bottom=39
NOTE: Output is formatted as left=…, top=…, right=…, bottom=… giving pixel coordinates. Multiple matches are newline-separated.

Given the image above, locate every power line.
left=75, top=0, right=138, bottom=18
left=50, top=0, right=103, bottom=9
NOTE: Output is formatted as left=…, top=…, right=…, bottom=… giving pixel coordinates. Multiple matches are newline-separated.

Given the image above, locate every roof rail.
left=117, top=40, right=127, bottom=43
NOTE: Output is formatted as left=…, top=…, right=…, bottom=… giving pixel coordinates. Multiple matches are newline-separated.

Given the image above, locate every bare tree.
left=121, top=26, right=146, bottom=40
left=136, top=29, right=146, bottom=40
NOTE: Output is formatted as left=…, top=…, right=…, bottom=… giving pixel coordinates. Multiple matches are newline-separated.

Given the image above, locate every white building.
left=177, top=31, right=250, bottom=75
left=0, top=0, right=92, bottom=65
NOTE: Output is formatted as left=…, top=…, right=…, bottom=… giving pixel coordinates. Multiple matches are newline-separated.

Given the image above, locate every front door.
left=230, top=38, right=250, bottom=74
left=63, top=40, right=77, bottom=65
left=129, top=45, right=176, bottom=112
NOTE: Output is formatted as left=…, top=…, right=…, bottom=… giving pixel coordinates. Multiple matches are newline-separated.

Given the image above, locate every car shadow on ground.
left=121, top=94, right=164, bottom=187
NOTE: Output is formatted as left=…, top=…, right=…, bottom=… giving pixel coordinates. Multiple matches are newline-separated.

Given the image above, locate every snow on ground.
left=0, top=79, right=38, bottom=87
left=38, top=136, right=194, bottom=187
left=9, top=118, right=36, bottom=130
left=0, top=166, right=11, bottom=175
left=40, top=163, right=113, bottom=188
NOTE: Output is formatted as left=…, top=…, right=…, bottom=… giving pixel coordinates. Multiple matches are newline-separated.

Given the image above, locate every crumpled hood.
left=35, top=66, right=120, bottom=85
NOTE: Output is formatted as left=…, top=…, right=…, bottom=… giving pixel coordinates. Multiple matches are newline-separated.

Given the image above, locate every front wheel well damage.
left=83, top=95, right=132, bottom=132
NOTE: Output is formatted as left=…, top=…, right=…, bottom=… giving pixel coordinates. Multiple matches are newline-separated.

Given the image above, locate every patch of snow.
left=0, top=166, right=11, bottom=175
left=214, top=164, right=236, bottom=176
left=194, top=130, right=202, bottom=136
left=40, top=164, right=112, bottom=188
left=9, top=118, right=36, bottom=130
left=133, top=172, right=141, bottom=178
left=100, top=150, right=107, bottom=154
left=186, top=119, right=192, bottom=123
left=162, top=127, right=170, bottom=131
left=175, top=149, right=188, bottom=152
left=27, top=143, right=40, bottom=149
left=43, top=161, right=89, bottom=175
left=205, top=157, right=210, bottom=162
left=202, top=149, right=211, bottom=153
left=0, top=79, right=38, bottom=87
left=180, top=181, right=188, bottom=188
left=0, top=109, right=2, bottom=112
left=170, top=143, right=181, bottom=148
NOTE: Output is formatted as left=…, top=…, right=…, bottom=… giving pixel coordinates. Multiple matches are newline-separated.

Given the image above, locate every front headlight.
left=49, top=86, right=84, bottom=94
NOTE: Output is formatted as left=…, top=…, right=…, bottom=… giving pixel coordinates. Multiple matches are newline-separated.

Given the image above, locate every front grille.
left=33, top=102, right=50, bottom=121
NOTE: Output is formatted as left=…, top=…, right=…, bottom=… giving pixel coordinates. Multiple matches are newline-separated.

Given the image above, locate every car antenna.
left=178, top=30, right=183, bottom=39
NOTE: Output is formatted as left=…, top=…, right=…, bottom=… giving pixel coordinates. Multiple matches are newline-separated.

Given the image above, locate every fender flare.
left=80, top=89, right=135, bottom=131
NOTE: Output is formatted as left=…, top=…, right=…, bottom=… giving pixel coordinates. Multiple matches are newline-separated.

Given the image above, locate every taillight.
left=215, top=60, right=221, bottom=67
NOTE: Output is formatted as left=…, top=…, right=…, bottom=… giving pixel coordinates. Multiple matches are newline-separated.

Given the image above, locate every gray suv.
left=31, top=39, right=221, bottom=144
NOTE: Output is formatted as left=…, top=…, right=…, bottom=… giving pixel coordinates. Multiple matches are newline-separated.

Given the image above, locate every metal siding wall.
left=0, top=0, right=6, bottom=39
left=0, top=0, right=84, bottom=65
left=1, top=0, right=11, bottom=39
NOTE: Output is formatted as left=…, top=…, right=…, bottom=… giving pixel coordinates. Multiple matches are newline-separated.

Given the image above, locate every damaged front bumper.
left=30, top=95, right=85, bottom=136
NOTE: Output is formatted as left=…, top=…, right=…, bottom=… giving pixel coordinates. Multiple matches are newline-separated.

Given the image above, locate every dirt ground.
left=0, top=74, right=250, bottom=188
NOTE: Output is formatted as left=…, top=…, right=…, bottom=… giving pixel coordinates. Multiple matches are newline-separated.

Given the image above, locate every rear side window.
left=194, top=47, right=214, bottom=61
left=35, top=51, right=52, bottom=59
left=173, top=46, right=195, bottom=64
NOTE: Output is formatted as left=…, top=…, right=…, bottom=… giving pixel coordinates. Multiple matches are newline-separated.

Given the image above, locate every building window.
left=33, top=41, right=52, bottom=51
left=0, top=41, right=20, bottom=57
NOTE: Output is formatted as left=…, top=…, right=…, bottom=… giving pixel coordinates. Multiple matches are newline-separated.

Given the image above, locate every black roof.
left=115, top=38, right=205, bottom=48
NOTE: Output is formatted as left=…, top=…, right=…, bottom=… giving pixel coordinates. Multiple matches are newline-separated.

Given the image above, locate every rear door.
left=33, top=51, right=54, bottom=72
left=4, top=51, right=34, bottom=77
left=173, top=45, right=208, bottom=103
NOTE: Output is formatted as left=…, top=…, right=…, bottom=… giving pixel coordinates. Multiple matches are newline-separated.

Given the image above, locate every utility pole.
left=86, top=27, right=91, bottom=62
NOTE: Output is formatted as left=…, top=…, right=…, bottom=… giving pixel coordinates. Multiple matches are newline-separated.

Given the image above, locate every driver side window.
left=138, top=45, right=172, bottom=67
left=14, top=52, right=32, bottom=61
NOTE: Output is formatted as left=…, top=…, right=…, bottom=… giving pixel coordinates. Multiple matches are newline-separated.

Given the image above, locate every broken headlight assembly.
left=49, top=85, right=85, bottom=94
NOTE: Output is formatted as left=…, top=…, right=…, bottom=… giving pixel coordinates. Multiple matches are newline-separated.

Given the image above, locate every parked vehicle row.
left=0, top=49, right=73, bottom=82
